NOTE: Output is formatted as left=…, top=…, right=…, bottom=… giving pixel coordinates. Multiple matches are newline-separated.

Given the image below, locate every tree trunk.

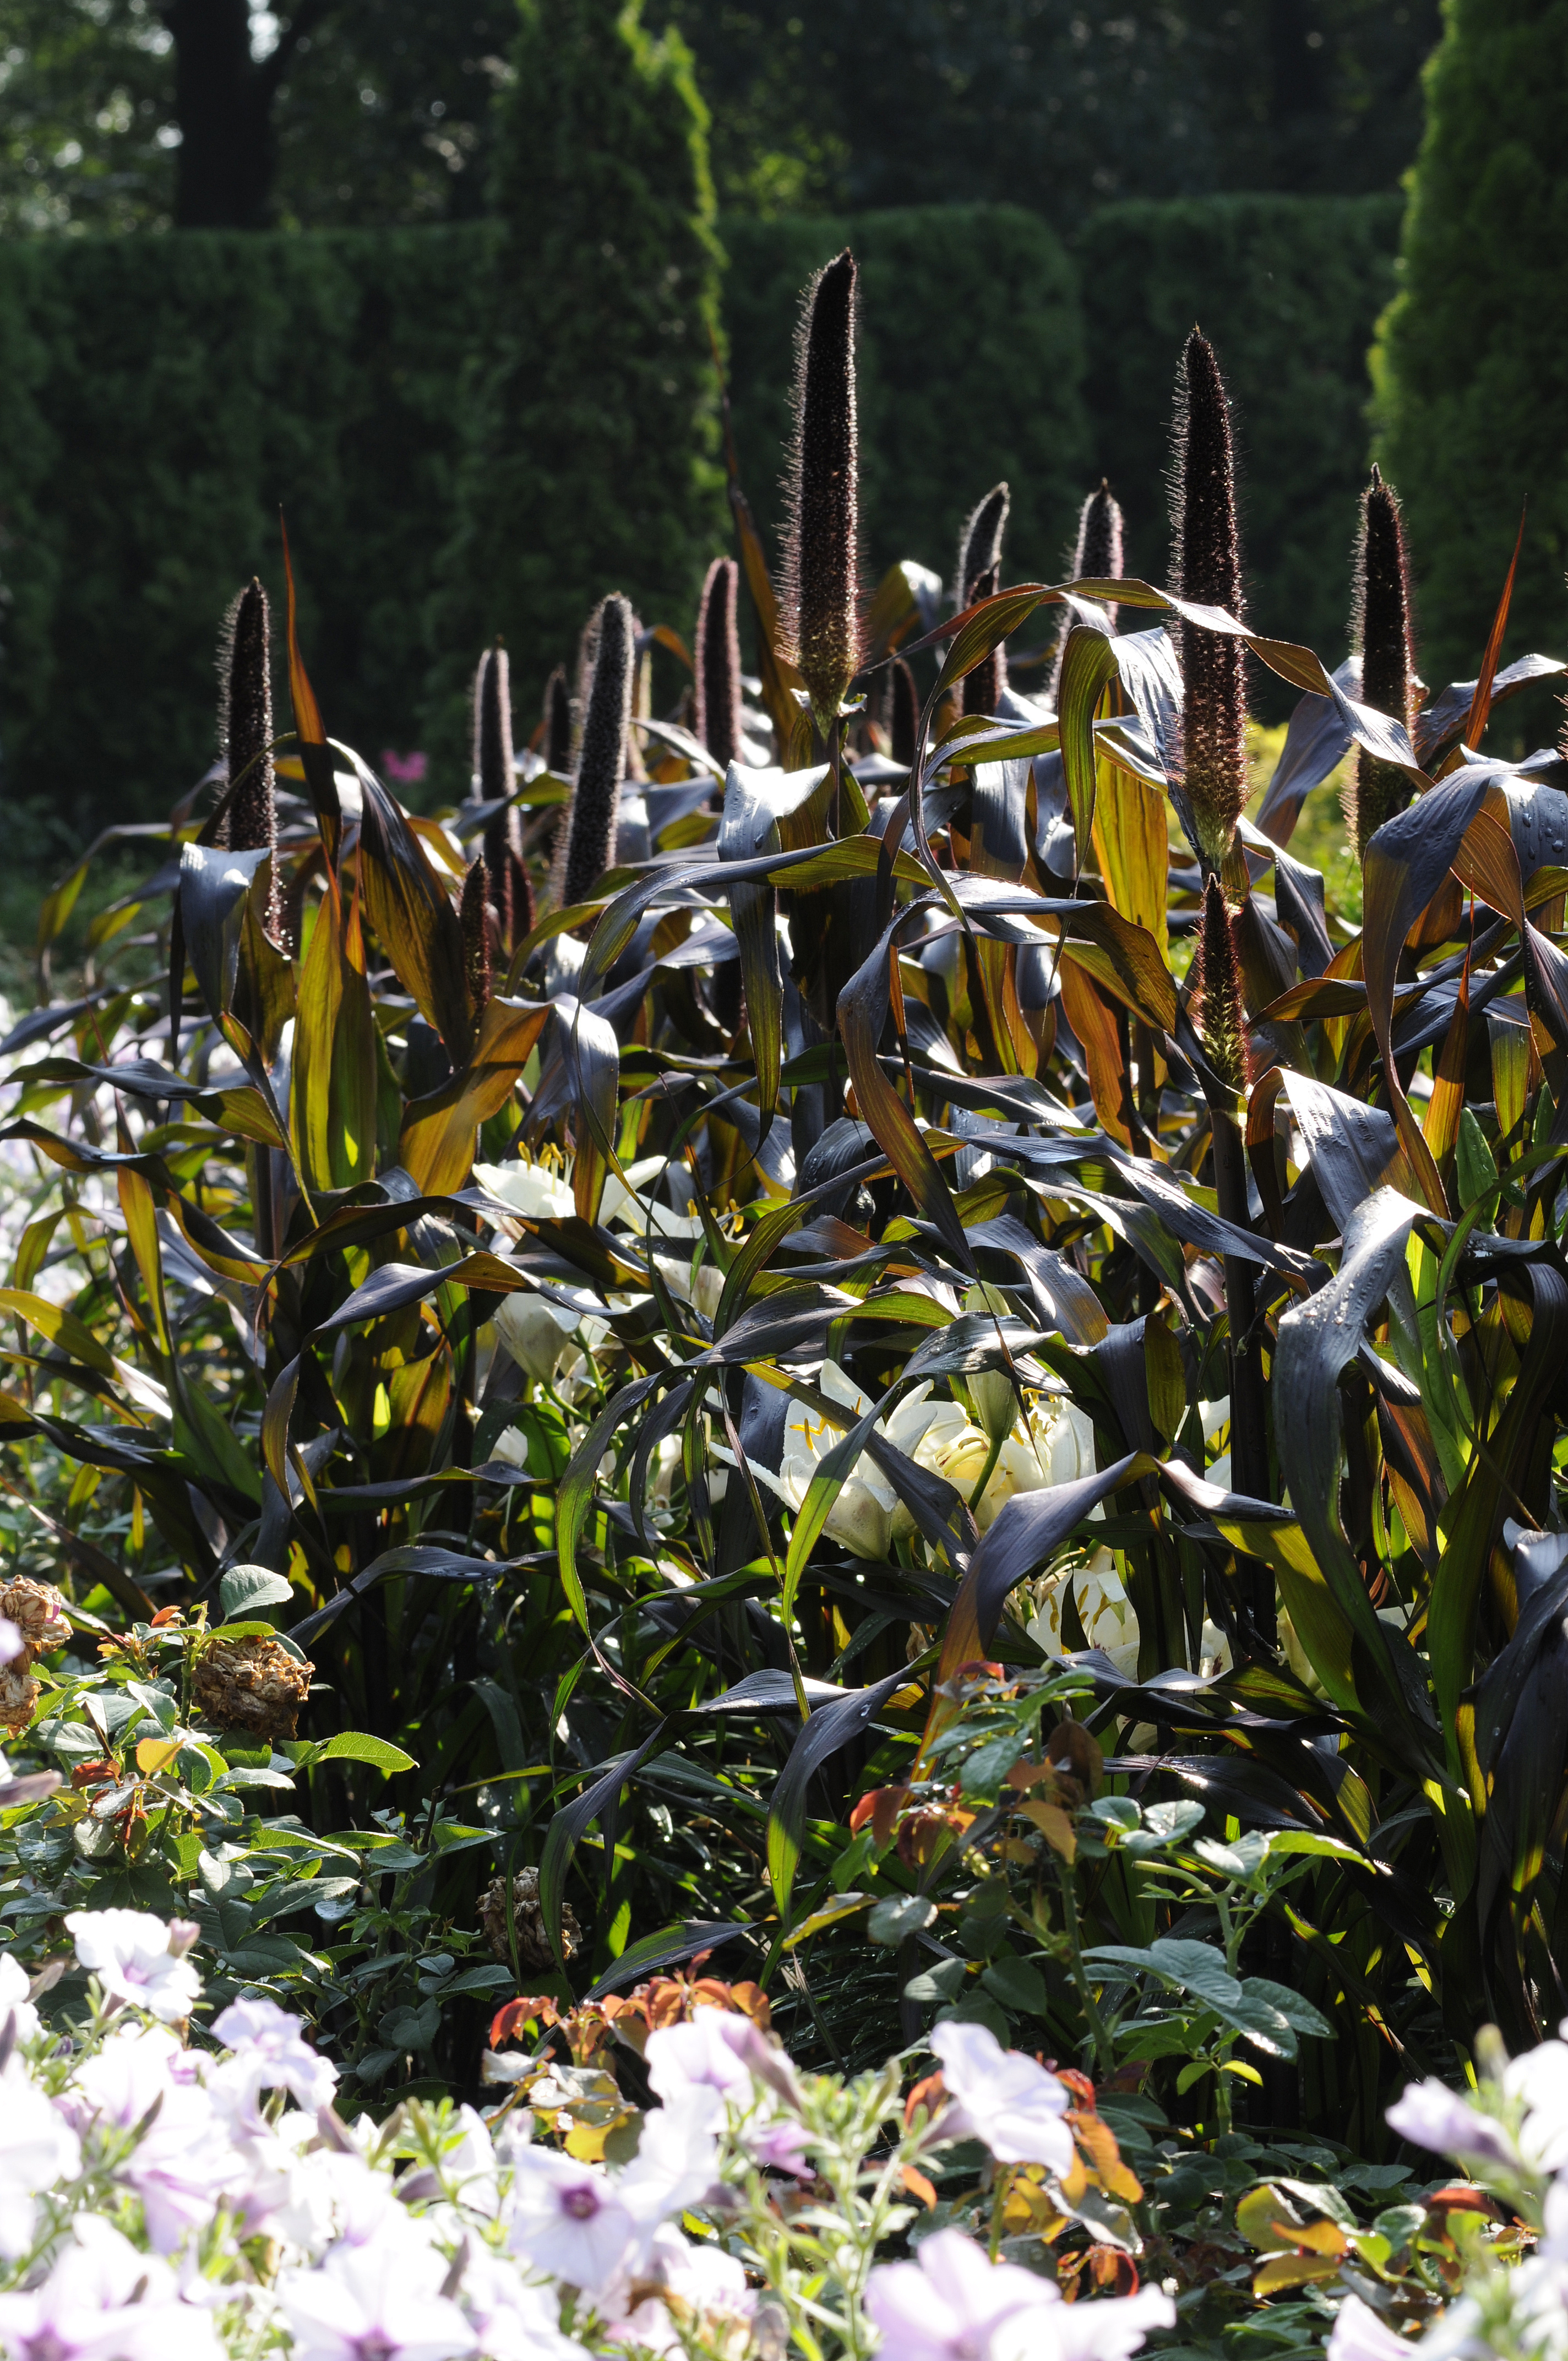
left=164, top=0, right=339, bottom=227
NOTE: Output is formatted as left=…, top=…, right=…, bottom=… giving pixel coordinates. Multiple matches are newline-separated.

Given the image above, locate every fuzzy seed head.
left=781, top=249, right=862, bottom=722
left=543, top=665, right=573, bottom=774
left=1172, top=331, right=1248, bottom=868
left=1347, top=468, right=1417, bottom=863
left=461, top=855, right=492, bottom=1016
left=695, top=556, right=743, bottom=772
left=1075, top=481, right=1125, bottom=622
left=1195, top=875, right=1249, bottom=1095
left=472, top=642, right=515, bottom=808
left=955, top=482, right=1010, bottom=610
left=556, top=592, right=634, bottom=908
left=217, top=578, right=279, bottom=934
left=961, top=563, right=1006, bottom=717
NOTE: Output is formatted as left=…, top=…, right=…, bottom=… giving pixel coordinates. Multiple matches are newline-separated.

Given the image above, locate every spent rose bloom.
left=929, top=2021, right=1074, bottom=2171
left=66, top=1909, right=202, bottom=2023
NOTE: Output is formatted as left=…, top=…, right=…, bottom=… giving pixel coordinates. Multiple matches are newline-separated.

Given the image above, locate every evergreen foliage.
left=432, top=0, right=726, bottom=774
left=1376, top=0, right=1568, bottom=694
left=0, top=195, right=1400, bottom=834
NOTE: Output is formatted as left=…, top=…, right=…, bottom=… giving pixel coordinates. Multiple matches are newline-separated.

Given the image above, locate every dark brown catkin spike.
left=1347, top=466, right=1417, bottom=864
left=555, top=592, right=634, bottom=909
left=543, top=666, right=572, bottom=774
left=1076, top=480, right=1125, bottom=625
left=1172, top=330, right=1248, bottom=871
left=889, top=657, right=919, bottom=766
left=781, top=249, right=862, bottom=725
left=472, top=643, right=521, bottom=948
left=956, top=482, right=1010, bottom=610
left=461, top=856, right=492, bottom=1016
left=1195, top=875, right=1248, bottom=1094
left=1050, top=482, right=1125, bottom=701
left=961, top=564, right=1005, bottom=717
left=473, top=642, right=514, bottom=806
left=218, top=578, right=280, bottom=939
left=694, top=557, right=743, bottom=772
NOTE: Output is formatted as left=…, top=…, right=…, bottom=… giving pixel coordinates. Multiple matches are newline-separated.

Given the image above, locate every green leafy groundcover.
left=0, top=228, right=1562, bottom=2358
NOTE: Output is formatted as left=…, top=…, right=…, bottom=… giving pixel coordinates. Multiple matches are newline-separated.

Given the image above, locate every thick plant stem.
left=1210, top=1109, right=1273, bottom=1631
left=1055, top=1851, right=1114, bottom=2075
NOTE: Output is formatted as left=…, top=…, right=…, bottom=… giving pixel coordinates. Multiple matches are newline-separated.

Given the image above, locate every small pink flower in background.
left=929, top=2021, right=1074, bottom=2171
left=0, top=1618, right=20, bottom=1665
left=382, top=750, right=428, bottom=787
left=747, top=2115, right=813, bottom=2178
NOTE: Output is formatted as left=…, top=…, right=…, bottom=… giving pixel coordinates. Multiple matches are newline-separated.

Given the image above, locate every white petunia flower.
left=0, top=2214, right=223, bottom=2361
left=505, top=2150, right=643, bottom=2298
left=66, top=1910, right=202, bottom=2023
left=929, top=2021, right=1074, bottom=2172
left=276, top=2221, right=476, bottom=2361
left=211, top=1994, right=338, bottom=2119
left=0, top=2069, right=81, bottom=2259
left=0, top=1947, right=41, bottom=2045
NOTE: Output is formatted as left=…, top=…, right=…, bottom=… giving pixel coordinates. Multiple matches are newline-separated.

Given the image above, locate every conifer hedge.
left=1376, top=0, right=1568, bottom=699
left=0, top=191, right=1401, bottom=830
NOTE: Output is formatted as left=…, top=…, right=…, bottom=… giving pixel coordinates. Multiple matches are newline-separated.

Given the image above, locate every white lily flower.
left=714, top=1365, right=940, bottom=1562
left=1027, top=1552, right=1140, bottom=1677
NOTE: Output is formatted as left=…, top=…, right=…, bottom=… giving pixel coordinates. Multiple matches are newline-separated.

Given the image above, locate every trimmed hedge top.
left=0, top=193, right=1401, bottom=829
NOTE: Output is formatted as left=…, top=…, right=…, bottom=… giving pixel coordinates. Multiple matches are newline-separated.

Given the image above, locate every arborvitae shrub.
left=431, top=0, right=726, bottom=787
left=1376, top=0, right=1568, bottom=693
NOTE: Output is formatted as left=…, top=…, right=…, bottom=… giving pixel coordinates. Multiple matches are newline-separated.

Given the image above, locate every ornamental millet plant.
left=542, top=662, right=573, bottom=774
left=218, top=576, right=280, bottom=937
left=554, top=591, right=634, bottom=908
left=1348, top=465, right=1418, bottom=866
left=694, top=554, right=743, bottom=771
left=780, top=249, right=862, bottom=738
left=1172, top=329, right=1248, bottom=874
left=957, top=482, right=1010, bottom=717
left=473, top=641, right=532, bottom=949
